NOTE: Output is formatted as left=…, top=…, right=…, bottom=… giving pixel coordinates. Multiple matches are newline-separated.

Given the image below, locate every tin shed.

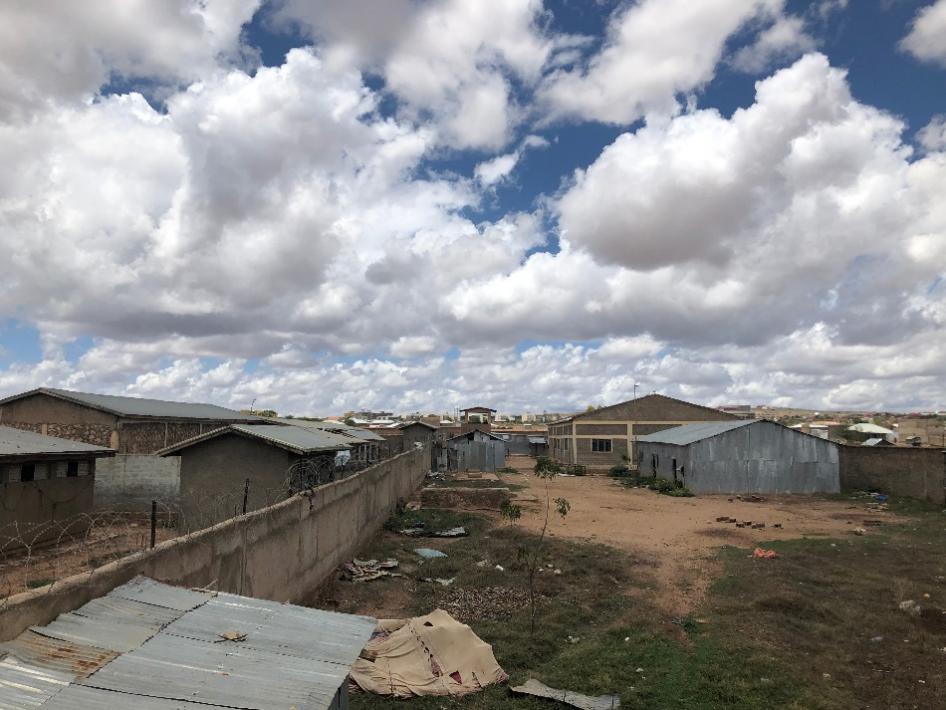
left=636, top=419, right=840, bottom=494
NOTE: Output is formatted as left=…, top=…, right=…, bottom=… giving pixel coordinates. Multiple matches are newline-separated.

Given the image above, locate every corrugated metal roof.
left=0, top=426, right=114, bottom=457
left=107, top=576, right=214, bottom=611
left=1, top=577, right=376, bottom=710
left=275, top=418, right=384, bottom=443
left=636, top=420, right=756, bottom=446
left=81, top=633, right=349, bottom=710
left=0, top=631, right=118, bottom=678
left=0, top=657, right=73, bottom=709
left=158, top=423, right=352, bottom=457
left=527, top=436, right=547, bottom=444
left=0, top=388, right=262, bottom=421
left=162, top=594, right=375, bottom=666
left=39, top=685, right=217, bottom=710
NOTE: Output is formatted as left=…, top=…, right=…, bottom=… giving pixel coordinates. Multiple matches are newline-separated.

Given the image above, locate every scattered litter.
left=434, top=526, right=468, bottom=538
left=753, top=548, right=778, bottom=559
left=772, top=523, right=782, bottom=529
left=215, top=630, right=247, bottom=643
left=822, top=673, right=831, bottom=680
left=623, top=637, right=630, bottom=643
left=400, top=525, right=468, bottom=538
left=852, top=527, right=867, bottom=536
left=511, top=679, right=621, bottom=710
left=862, top=519, right=885, bottom=527
left=747, top=495, right=767, bottom=503
left=415, top=548, right=448, bottom=559
left=899, top=600, right=921, bottom=617
left=554, top=568, right=562, bottom=575
left=405, top=501, right=422, bottom=511
left=476, top=560, right=489, bottom=568
left=426, top=471, right=447, bottom=481
left=343, top=558, right=403, bottom=582
left=421, top=577, right=456, bottom=587
left=350, top=609, right=508, bottom=698
left=495, top=564, right=505, bottom=572
left=635, top=668, right=644, bottom=673
left=751, top=523, right=766, bottom=529
left=567, top=635, right=581, bottom=644
left=870, top=636, right=884, bottom=643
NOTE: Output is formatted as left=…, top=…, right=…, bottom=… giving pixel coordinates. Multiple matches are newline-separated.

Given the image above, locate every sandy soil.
left=502, top=455, right=894, bottom=615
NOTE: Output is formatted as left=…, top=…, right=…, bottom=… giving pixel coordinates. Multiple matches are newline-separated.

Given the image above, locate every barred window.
left=591, top=439, right=612, bottom=453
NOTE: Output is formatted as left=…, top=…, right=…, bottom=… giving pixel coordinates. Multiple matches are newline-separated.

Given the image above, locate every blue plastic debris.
left=414, top=548, right=448, bottom=559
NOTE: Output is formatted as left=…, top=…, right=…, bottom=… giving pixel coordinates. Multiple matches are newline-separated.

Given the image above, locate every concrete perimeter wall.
left=0, top=448, right=427, bottom=642
left=839, top=446, right=946, bottom=504
left=94, top=455, right=181, bottom=510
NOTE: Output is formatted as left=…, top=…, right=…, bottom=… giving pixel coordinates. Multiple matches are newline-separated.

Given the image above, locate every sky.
left=0, top=0, right=944, bottom=416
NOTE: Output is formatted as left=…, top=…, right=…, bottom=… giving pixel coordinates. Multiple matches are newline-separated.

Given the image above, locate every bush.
left=497, top=466, right=518, bottom=474
left=609, top=465, right=630, bottom=478
left=646, top=478, right=694, bottom=497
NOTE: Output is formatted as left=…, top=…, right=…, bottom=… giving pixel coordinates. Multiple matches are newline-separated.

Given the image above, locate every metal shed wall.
left=638, top=421, right=840, bottom=494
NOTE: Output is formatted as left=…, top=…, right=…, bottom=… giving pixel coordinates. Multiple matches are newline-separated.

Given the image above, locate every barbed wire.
left=0, top=455, right=387, bottom=602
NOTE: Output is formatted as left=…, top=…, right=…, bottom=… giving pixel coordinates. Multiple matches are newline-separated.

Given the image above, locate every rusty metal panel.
left=0, top=631, right=117, bottom=678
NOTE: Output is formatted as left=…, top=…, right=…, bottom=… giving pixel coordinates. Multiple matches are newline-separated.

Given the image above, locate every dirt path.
left=503, top=456, right=890, bottom=615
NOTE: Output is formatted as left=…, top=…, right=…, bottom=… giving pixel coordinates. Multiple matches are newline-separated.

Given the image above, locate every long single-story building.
left=548, top=394, right=741, bottom=470
left=158, top=423, right=351, bottom=531
left=0, top=388, right=273, bottom=510
left=0, top=425, right=115, bottom=549
left=636, top=419, right=840, bottom=494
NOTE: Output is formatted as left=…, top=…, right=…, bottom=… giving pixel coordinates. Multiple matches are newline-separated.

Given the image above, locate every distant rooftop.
left=0, top=387, right=263, bottom=421
left=158, top=423, right=353, bottom=456
left=0, top=425, right=115, bottom=458
left=0, top=575, right=375, bottom=710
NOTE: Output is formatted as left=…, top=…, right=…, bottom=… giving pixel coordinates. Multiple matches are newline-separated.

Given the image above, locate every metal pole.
left=150, top=500, right=157, bottom=548
left=242, top=478, right=250, bottom=515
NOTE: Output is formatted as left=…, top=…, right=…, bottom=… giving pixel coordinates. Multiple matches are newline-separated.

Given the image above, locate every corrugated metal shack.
left=0, top=576, right=375, bottom=710
left=444, top=430, right=507, bottom=472
left=636, top=419, right=840, bottom=494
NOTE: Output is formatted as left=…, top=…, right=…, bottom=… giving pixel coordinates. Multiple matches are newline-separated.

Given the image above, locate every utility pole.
left=633, top=383, right=639, bottom=399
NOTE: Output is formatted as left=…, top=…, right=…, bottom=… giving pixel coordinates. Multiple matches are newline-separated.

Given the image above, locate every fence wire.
left=0, top=455, right=381, bottom=602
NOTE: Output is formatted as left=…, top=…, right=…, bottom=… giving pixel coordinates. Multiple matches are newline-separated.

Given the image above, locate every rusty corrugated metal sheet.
left=0, top=630, right=117, bottom=678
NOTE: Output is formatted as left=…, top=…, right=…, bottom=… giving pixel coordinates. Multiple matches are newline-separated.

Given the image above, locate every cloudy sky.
left=0, top=0, right=944, bottom=415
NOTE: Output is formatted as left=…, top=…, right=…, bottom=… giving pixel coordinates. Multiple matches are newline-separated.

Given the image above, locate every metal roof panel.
left=0, top=657, right=73, bottom=710
left=0, top=426, right=114, bottom=457
left=635, top=420, right=756, bottom=446
left=28, top=388, right=261, bottom=421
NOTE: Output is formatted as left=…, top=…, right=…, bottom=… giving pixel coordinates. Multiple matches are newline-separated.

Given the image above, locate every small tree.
left=501, top=459, right=569, bottom=634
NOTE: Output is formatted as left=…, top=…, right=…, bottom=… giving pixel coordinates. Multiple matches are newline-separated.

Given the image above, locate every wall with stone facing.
left=0, top=448, right=429, bottom=643
left=839, top=446, right=946, bottom=504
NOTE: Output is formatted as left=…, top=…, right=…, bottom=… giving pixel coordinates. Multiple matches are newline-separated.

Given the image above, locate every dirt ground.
left=501, top=455, right=893, bottom=614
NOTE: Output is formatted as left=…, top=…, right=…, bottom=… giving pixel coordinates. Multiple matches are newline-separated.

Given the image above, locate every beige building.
left=548, top=394, right=741, bottom=470
left=898, top=418, right=946, bottom=447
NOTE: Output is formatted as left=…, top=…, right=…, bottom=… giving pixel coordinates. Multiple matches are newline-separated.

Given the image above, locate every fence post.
left=150, top=500, right=157, bottom=549
left=242, top=478, right=250, bottom=515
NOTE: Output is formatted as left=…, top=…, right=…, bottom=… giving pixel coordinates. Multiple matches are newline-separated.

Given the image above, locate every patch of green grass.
left=27, top=578, right=53, bottom=589
left=429, top=479, right=525, bottom=491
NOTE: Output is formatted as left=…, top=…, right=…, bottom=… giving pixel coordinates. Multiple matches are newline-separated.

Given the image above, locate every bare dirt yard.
left=504, top=455, right=888, bottom=614
left=319, top=456, right=946, bottom=709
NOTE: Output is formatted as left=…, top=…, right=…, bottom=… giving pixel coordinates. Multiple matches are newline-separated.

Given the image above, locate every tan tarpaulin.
left=350, top=609, right=508, bottom=697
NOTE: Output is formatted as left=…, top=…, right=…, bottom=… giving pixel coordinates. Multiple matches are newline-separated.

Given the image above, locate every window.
left=20, top=463, right=35, bottom=482
left=67, top=460, right=79, bottom=477
left=591, top=439, right=612, bottom=453
left=563, top=439, right=569, bottom=451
